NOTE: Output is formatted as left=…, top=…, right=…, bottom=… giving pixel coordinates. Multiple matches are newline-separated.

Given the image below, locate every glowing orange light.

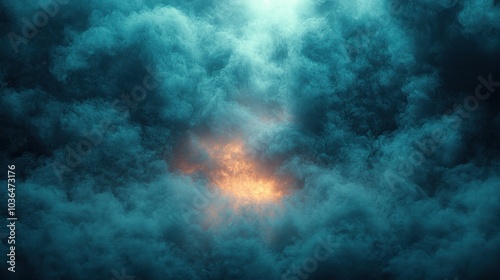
left=175, top=138, right=286, bottom=206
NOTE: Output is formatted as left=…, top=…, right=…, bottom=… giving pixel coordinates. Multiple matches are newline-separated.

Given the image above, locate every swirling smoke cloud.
left=1, top=0, right=500, bottom=279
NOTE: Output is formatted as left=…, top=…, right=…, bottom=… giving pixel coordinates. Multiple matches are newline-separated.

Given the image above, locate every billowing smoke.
left=1, top=0, right=499, bottom=279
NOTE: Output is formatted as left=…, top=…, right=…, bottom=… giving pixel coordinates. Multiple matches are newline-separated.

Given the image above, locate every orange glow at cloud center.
left=180, top=139, right=284, bottom=205
left=205, top=140, right=282, bottom=204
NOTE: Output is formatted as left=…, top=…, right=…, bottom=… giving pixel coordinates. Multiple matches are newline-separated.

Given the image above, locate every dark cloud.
left=1, top=0, right=499, bottom=279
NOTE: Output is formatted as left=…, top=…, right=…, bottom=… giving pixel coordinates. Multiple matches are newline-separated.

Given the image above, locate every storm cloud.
left=1, top=0, right=499, bottom=279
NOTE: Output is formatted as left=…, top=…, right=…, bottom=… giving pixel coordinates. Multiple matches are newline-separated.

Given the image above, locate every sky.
left=1, top=0, right=500, bottom=279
